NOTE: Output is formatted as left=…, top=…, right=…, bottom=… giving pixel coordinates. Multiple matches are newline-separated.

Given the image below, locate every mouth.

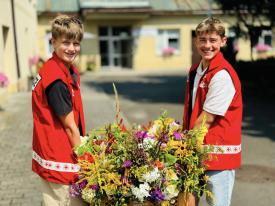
left=65, top=53, right=76, bottom=58
left=202, top=50, right=214, bottom=55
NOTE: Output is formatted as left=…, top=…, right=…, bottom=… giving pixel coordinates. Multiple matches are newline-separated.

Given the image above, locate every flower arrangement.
left=255, top=43, right=272, bottom=53
left=0, top=72, right=9, bottom=88
left=71, top=85, right=213, bottom=206
left=162, top=47, right=176, bottom=57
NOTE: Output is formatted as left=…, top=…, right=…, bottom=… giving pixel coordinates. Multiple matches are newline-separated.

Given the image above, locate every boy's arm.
left=193, top=110, right=216, bottom=129
left=59, top=111, right=81, bottom=147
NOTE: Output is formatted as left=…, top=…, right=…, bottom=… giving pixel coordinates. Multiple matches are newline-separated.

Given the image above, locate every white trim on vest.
left=32, top=151, right=80, bottom=172
left=203, top=144, right=241, bottom=154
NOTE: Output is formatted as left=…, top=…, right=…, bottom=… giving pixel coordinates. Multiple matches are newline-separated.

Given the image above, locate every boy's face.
left=52, top=36, right=80, bottom=66
left=195, top=31, right=227, bottom=65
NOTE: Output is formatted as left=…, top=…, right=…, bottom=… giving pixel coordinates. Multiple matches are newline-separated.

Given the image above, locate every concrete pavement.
left=0, top=78, right=122, bottom=206
left=0, top=69, right=274, bottom=206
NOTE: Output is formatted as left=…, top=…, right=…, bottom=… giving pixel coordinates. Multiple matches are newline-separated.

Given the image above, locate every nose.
left=68, top=43, right=75, bottom=51
left=204, top=40, right=211, bottom=47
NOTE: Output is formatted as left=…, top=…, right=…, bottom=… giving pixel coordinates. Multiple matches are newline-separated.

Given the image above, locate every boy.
left=183, top=17, right=243, bottom=206
left=32, top=15, right=86, bottom=206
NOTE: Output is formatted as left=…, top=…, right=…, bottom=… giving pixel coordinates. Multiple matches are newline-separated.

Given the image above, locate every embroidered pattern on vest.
left=32, top=74, right=41, bottom=91
left=203, top=144, right=241, bottom=154
left=32, top=151, right=80, bottom=172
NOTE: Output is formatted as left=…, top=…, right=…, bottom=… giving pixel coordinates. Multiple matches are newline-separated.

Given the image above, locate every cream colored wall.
left=133, top=16, right=207, bottom=71
left=0, top=0, right=37, bottom=93
left=0, top=0, right=17, bottom=93
left=15, top=0, right=38, bottom=91
left=37, top=13, right=262, bottom=72
left=133, top=15, right=253, bottom=71
left=37, top=16, right=52, bottom=61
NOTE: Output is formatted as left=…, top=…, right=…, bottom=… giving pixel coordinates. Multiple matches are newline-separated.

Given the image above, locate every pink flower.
left=255, top=43, right=272, bottom=52
left=0, top=72, right=9, bottom=88
left=162, top=47, right=176, bottom=56
left=28, top=55, right=40, bottom=67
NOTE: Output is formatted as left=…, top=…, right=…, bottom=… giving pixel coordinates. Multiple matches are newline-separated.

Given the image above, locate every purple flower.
left=150, top=188, right=165, bottom=202
left=79, top=179, right=88, bottom=190
left=90, top=184, right=99, bottom=191
left=123, top=160, right=132, bottom=168
left=173, top=132, right=182, bottom=140
left=135, top=131, right=148, bottom=139
left=70, top=184, right=82, bottom=197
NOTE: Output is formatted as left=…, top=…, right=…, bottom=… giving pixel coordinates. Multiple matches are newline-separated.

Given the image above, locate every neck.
left=201, top=60, right=209, bottom=70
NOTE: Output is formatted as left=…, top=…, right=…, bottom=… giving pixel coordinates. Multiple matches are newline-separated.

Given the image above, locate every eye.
left=63, top=41, right=70, bottom=45
left=74, top=42, right=80, bottom=47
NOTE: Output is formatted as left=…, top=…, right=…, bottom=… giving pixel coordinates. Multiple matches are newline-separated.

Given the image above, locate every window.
left=45, top=31, right=53, bottom=58
left=254, top=30, right=273, bottom=52
left=2, top=26, right=9, bottom=48
left=156, top=29, right=180, bottom=56
left=258, top=30, right=272, bottom=46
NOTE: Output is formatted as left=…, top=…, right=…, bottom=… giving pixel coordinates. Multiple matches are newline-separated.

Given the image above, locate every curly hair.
left=195, top=17, right=225, bottom=38
left=51, top=15, right=83, bottom=41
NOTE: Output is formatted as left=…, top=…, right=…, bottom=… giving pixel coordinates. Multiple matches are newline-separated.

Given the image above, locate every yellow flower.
left=161, top=201, right=170, bottom=206
left=166, top=169, right=178, bottom=181
left=101, top=172, right=122, bottom=196
left=203, top=175, right=209, bottom=183
left=164, top=117, right=174, bottom=125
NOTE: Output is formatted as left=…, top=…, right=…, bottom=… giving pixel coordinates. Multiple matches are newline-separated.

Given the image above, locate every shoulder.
left=39, top=58, right=66, bottom=88
left=212, top=69, right=232, bottom=81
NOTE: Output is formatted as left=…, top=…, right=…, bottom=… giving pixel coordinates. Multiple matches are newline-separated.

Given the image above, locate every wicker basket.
left=128, top=200, right=154, bottom=206
left=177, top=192, right=189, bottom=206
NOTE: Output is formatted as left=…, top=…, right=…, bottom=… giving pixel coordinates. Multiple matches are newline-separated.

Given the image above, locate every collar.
left=52, top=52, right=78, bottom=87
left=197, top=62, right=208, bottom=76
left=207, top=51, right=224, bottom=72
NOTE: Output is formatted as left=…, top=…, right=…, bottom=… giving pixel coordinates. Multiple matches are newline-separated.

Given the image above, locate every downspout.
left=11, top=0, right=21, bottom=79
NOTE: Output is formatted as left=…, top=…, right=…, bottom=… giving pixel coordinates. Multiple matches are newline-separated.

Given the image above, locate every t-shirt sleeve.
left=203, top=70, right=236, bottom=116
left=45, top=80, right=72, bottom=116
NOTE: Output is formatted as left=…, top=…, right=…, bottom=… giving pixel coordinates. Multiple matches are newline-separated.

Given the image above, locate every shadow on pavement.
left=83, top=71, right=275, bottom=141
left=84, top=75, right=187, bottom=104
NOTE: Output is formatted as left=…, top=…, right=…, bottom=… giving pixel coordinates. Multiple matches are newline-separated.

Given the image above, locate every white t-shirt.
left=192, top=62, right=236, bottom=116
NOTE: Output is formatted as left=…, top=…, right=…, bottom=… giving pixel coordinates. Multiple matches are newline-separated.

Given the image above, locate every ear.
left=51, top=38, right=55, bottom=45
left=221, top=36, right=227, bottom=47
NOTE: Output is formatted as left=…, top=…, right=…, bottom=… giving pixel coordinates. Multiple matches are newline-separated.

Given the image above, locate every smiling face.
left=52, top=36, right=80, bottom=67
left=195, top=31, right=227, bottom=68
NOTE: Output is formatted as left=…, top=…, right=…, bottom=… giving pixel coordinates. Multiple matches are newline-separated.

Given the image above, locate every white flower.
left=143, top=167, right=160, bottom=183
left=164, top=185, right=179, bottom=200
left=147, top=124, right=158, bottom=136
left=131, top=183, right=151, bottom=202
left=82, top=189, right=96, bottom=203
left=143, top=138, right=156, bottom=150
left=169, top=121, right=180, bottom=131
left=80, top=135, right=89, bottom=147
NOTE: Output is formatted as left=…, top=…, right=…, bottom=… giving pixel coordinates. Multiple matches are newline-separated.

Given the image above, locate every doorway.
left=99, top=26, right=132, bottom=69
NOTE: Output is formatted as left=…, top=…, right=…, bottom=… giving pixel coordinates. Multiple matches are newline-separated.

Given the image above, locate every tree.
left=214, top=0, right=275, bottom=60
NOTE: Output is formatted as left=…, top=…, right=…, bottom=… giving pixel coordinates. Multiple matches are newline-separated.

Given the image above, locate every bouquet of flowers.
left=71, top=85, right=213, bottom=206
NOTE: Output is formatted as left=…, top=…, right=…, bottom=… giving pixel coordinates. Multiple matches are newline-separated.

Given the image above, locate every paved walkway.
left=0, top=70, right=275, bottom=206
left=0, top=79, right=120, bottom=206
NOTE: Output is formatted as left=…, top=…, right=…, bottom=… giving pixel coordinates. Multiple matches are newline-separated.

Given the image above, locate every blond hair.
left=51, top=15, right=83, bottom=41
left=195, top=17, right=225, bottom=37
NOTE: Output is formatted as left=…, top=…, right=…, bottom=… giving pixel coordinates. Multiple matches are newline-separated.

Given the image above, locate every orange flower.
left=155, top=159, right=164, bottom=170
left=79, top=152, right=95, bottom=163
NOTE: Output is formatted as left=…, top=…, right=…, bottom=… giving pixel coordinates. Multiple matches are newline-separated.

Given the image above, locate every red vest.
left=32, top=52, right=86, bottom=184
left=183, top=52, right=243, bottom=170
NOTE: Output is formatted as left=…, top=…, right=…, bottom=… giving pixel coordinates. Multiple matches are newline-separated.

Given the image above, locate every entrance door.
left=99, top=26, right=132, bottom=69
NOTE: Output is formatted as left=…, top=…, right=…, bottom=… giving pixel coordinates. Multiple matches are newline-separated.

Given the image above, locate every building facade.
left=37, top=0, right=273, bottom=72
left=0, top=0, right=38, bottom=97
